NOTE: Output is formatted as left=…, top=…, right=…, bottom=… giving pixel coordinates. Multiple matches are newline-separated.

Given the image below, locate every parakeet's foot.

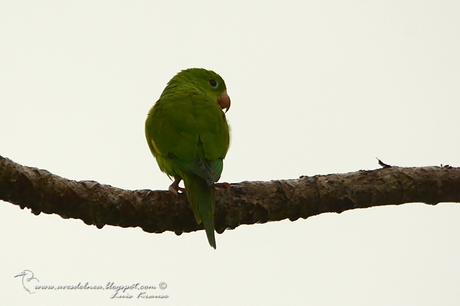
left=214, top=182, right=231, bottom=190
left=169, top=178, right=185, bottom=195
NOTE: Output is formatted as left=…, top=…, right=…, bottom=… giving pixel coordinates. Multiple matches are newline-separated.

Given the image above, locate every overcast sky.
left=1, top=0, right=460, bottom=305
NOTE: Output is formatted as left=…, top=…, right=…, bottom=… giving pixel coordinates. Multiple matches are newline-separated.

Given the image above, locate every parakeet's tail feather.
left=182, top=174, right=216, bottom=249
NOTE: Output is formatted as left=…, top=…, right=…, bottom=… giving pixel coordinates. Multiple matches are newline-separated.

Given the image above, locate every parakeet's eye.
left=209, top=79, right=218, bottom=89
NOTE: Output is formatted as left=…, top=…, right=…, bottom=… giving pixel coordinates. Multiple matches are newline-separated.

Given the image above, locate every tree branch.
left=1, top=155, right=459, bottom=235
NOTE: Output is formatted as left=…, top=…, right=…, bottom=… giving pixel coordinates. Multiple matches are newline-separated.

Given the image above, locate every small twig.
left=376, top=158, right=392, bottom=168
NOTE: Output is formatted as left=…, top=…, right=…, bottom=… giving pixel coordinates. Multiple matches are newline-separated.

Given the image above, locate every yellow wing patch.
left=149, top=138, right=161, bottom=155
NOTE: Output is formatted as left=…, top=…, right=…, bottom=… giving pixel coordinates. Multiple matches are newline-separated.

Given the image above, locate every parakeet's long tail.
left=182, top=174, right=216, bottom=249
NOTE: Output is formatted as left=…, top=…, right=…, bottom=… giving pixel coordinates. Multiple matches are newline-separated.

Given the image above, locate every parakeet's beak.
left=218, top=90, right=231, bottom=113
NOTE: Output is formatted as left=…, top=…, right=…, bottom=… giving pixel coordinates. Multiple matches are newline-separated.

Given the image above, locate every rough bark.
left=0, top=155, right=459, bottom=235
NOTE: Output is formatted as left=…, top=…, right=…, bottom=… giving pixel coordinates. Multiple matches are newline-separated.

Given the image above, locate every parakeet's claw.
left=214, top=182, right=231, bottom=190
left=169, top=184, right=185, bottom=194
left=169, top=178, right=185, bottom=195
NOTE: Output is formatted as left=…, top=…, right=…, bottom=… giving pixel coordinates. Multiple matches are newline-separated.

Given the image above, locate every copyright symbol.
left=159, top=282, right=167, bottom=290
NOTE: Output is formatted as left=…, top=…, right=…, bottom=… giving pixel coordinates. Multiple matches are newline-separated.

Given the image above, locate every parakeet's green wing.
left=145, top=88, right=229, bottom=248
left=146, top=89, right=229, bottom=179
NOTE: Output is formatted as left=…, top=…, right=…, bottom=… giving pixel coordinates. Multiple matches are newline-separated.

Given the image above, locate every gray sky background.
left=1, top=1, right=460, bottom=305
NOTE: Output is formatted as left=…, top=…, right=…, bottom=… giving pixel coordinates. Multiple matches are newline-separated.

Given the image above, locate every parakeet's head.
left=162, top=68, right=231, bottom=112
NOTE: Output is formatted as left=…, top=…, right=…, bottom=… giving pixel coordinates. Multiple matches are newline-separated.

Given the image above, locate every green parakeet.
left=145, top=68, right=231, bottom=249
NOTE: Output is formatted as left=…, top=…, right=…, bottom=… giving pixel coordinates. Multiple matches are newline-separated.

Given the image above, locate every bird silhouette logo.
left=14, top=270, right=40, bottom=294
